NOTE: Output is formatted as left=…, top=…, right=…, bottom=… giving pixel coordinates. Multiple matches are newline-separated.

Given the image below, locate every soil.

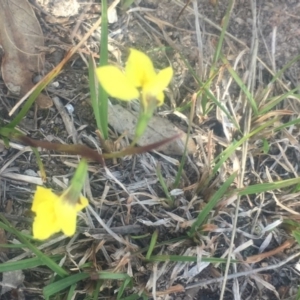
left=1, top=0, right=300, bottom=299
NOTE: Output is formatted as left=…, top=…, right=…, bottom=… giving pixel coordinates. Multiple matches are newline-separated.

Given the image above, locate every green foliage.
left=0, top=215, right=68, bottom=277
left=98, top=0, right=109, bottom=139
left=2, top=0, right=300, bottom=298
left=188, top=172, right=237, bottom=237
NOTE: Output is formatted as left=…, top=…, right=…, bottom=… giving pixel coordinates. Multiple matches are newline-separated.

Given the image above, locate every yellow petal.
left=32, top=201, right=60, bottom=240
left=156, top=91, right=165, bottom=106
left=125, top=48, right=156, bottom=87
left=33, top=215, right=60, bottom=240
left=31, top=187, right=61, bottom=239
left=31, top=187, right=88, bottom=240
left=143, top=67, right=173, bottom=101
left=32, top=186, right=57, bottom=213
left=76, top=196, right=89, bottom=212
left=96, top=66, right=139, bottom=100
left=55, top=200, right=77, bottom=236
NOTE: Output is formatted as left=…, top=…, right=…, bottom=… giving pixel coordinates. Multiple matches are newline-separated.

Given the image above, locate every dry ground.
left=1, top=0, right=300, bottom=299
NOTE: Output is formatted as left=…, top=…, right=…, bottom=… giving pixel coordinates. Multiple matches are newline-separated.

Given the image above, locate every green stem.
left=63, top=159, right=88, bottom=204
left=99, top=0, right=109, bottom=139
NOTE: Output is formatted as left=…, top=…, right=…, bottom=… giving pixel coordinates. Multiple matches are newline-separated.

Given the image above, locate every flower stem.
left=62, top=159, right=88, bottom=204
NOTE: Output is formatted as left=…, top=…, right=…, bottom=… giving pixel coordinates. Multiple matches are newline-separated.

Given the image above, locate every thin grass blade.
left=0, top=216, right=68, bottom=277
left=98, top=0, right=109, bottom=139
left=188, top=172, right=237, bottom=236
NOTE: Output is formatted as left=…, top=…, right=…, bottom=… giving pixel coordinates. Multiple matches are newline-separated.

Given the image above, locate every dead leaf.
left=201, top=223, right=218, bottom=232
left=245, top=239, right=293, bottom=264
left=108, top=104, right=196, bottom=156
left=145, top=284, right=185, bottom=296
left=0, top=0, right=52, bottom=108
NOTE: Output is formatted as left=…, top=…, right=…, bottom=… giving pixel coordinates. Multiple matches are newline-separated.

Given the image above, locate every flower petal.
left=33, top=215, right=60, bottom=240
left=55, top=201, right=78, bottom=236
left=96, top=66, right=139, bottom=100
left=156, top=91, right=165, bottom=106
left=125, top=49, right=156, bottom=87
left=31, top=187, right=88, bottom=240
left=76, top=196, right=89, bottom=212
left=32, top=186, right=58, bottom=213
left=31, top=187, right=61, bottom=239
left=143, top=67, right=173, bottom=102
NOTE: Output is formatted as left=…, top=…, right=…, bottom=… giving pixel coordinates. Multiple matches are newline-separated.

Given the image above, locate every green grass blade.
left=211, top=0, right=234, bottom=71
left=266, top=54, right=300, bottom=87
left=212, top=118, right=276, bottom=176
left=203, top=87, right=241, bottom=131
left=8, top=66, right=61, bottom=129
left=238, top=177, right=300, bottom=195
left=121, top=0, right=136, bottom=10
left=258, top=88, right=300, bottom=115
left=188, top=172, right=237, bottom=236
left=97, top=271, right=130, bottom=280
left=202, top=0, right=234, bottom=114
left=8, top=87, right=45, bottom=128
left=88, top=55, right=102, bottom=131
left=174, top=96, right=195, bottom=188
left=98, top=0, right=109, bottom=139
left=175, top=52, right=240, bottom=130
left=43, top=273, right=89, bottom=298
left=297, top=287, right=300, bottom=300
left=292, top=230, right=300, bottom=246
left=274, top=117, right=300, bottom=132
left=66, top=284, right=77, bottom=300
left=93, top=280, right=103, bottom=300
left=0, top=257, right=43, bottom=272
left=117, top=277, right=133, bottom=300
left=0, top=243, right=27, bottom=248
left=32, top=147, right=46, bottom=181
left=0, top=216, right=68, bottom=277
left=121, top=294, right=148, bottom=300
left=146, top=230, right=158, bottom=260
left=222, top=56, right=258, bottom=114
left=156, top=164, right=173, bottom=205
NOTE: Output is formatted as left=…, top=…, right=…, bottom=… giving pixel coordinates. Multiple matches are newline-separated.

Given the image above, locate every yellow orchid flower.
left=96, top=48, right=173, bottom=110
left=31, top=186, right=88, bottom=240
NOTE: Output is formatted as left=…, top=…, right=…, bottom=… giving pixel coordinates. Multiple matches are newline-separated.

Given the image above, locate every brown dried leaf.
left=145, top=284, right=185, bottom=297
left=245, top=239, right=293, bottom=264
left=0, top=0, right=52, bottom=108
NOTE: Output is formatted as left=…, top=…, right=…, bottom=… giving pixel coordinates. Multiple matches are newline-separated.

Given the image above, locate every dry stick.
left=186, top=251, right=300, bottom=289
left=245, top=239, right=293, bottom=264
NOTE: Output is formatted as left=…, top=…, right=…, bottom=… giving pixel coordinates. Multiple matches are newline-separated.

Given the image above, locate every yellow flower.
left=96, top=48, right=173, bottom=109
left=31, top=186, right=88, bottom=240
